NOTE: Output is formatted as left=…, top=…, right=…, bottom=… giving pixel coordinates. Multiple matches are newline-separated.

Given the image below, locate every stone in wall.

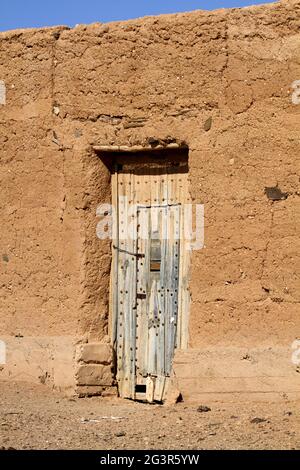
left=76, top=343, right=116, bottom=396
left=78, top=342, right=112, bottom=365
left=76, top=364, right=114, bottom=386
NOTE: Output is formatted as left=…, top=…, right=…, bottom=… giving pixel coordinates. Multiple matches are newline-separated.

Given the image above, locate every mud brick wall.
left=0, top=0, right=299, bottom=397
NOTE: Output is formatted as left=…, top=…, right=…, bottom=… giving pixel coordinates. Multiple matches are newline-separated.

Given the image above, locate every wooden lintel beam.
left=92, top=143, right=185, bottom=153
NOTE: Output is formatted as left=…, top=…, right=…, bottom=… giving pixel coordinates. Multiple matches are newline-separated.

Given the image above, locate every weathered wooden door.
left=112, top=154, right=190, bottom=402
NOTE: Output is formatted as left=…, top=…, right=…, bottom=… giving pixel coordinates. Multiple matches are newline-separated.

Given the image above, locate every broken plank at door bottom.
left=146, top=376, right=155, bottom=403
left=154, top=375, right=167, bottom=402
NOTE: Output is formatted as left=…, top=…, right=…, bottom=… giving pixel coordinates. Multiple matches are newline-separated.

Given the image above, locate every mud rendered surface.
left=0, top=381, right=299, bottom=450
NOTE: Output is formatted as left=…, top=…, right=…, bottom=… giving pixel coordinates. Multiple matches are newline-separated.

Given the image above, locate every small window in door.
left=150, top=235, right=161, bottom=272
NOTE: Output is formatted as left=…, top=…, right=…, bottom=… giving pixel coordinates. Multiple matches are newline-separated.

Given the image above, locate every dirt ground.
left=0, top=381, right=299, bottom=450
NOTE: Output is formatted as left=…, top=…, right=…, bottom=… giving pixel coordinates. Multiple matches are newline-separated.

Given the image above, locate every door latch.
left=137, top=293, right=147, bottom=299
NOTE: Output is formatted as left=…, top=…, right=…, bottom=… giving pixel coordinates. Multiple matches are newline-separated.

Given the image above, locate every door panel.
left=139, top=205, right=180, bottom=401
left=136, top=206, right=180, bottom=382
left=116, top=171, right=136, bottom=399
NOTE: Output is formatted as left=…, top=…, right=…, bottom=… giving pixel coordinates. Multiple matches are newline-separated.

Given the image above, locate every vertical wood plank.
left=116, top=170, right=136, bottom=398
left=116, top=170, right=126, bottom=395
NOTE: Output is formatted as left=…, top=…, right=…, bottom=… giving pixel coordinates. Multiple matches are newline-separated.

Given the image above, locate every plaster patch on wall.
left=0, top=81, right=6, bottom=105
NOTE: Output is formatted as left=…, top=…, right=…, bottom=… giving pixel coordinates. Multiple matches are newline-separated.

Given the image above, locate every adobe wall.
left=0, top=0, right=299, bottom=399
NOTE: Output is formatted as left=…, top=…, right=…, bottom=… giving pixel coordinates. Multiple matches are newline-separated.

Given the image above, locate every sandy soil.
left=0, top=381, right=299, bottom=450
